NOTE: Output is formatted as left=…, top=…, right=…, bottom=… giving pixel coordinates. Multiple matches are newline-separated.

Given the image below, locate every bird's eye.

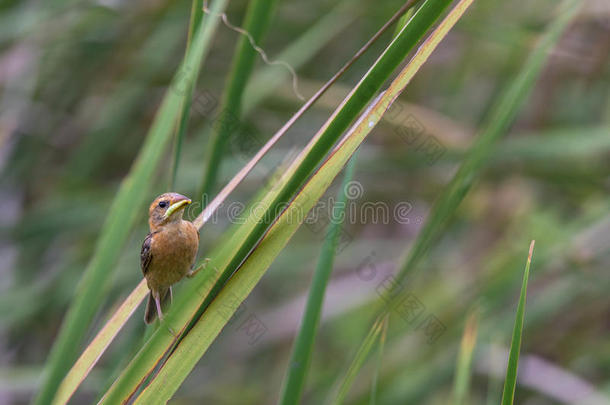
left=158, top=201, right=168, bottom=208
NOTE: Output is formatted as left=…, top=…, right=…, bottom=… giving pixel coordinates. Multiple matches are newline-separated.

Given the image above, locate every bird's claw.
left=156, top=313, right=178, bottom=337
left=187, top=258, right=210, bottom=278
left=165, top=323, right=179, bottom=338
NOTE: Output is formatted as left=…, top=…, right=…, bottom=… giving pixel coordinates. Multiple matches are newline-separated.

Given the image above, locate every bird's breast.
left=147, top=221, right=199, bottom=288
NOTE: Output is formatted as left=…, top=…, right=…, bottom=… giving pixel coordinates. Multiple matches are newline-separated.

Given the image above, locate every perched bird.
left=141, top=192, right=200, bottom=324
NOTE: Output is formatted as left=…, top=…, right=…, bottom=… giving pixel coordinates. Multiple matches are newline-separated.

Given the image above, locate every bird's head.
left=148, top=192, right=192, bottom=230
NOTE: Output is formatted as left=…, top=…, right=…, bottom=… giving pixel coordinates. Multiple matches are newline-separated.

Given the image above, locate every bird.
left=141, top=192, right=200, bottom=324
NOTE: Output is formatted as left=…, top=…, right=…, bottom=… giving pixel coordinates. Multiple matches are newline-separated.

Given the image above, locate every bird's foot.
left=157, top=313, right=179, bottom=337
left=187, top=258, right=210, bottom=278
left=163, top=322, right=179, bottom=338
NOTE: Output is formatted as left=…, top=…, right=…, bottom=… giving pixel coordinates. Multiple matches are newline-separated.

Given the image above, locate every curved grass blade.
left=501, top=240, right=535, bottom=405
left=323, top=7, right=480, bottom=402
left=33, top=1, right=228, bottom=403
left=391, top=0, right=582, bottom=287
left=392, top=7, right=414, bottom=38
left=452, top=309, right=479, bottom=405
left=52, top=280, right=148, bottom=405
left=102, top=1, right=454, bottom=401
left=66, top=6, right=186, bottom=182
left=169, top=0, right=207, bottom=189
left=198, top=0, right=279, bottom=200
left=277, top=154, right=358, bottom=405
left=369, top=314, right=388, bottom=405
left=331, top=315, right=388, bottom=405
left=494, top=125, right=610, bottom=162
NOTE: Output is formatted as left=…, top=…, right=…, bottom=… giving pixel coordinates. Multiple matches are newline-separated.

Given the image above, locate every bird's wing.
left=140, top=232, right=154, bottom=275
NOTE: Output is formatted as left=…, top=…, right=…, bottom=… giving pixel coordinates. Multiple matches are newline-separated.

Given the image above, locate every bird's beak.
left=164, top=198, right=191, bottom=220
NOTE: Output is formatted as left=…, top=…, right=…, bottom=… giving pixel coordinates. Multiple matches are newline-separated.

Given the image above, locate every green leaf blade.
left=331, top=315, right=389, bottom=405
left=33, top=1, right=229, bottom=403
left=198, top=0, right=279, bottom=199
left=452, top=310, right=479, bottom=405
left=394, top=0, right=583, bottom=286
left=277, top=154, right=358, bottom=405
left=500, top=240, right=535, bottom=405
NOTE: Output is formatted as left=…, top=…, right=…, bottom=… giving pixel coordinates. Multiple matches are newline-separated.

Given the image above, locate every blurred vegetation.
left=0, top=0, right=609, bottom=404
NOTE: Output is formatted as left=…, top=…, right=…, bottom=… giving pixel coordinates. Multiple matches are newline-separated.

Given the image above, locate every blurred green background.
left=0, top=0, right=609, bottom=403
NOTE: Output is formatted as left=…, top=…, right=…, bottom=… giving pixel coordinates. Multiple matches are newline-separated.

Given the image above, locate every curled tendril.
left=203, top=0, right=305, bottom=100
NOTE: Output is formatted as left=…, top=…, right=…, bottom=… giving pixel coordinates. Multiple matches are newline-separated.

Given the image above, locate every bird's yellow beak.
left=163, top=198, right=191, bottom=220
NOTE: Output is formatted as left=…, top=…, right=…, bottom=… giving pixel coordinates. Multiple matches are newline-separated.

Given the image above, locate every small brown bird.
left=141, top=192, right=200, bottom=324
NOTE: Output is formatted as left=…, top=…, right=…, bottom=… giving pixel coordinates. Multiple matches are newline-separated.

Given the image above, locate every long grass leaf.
left=169, top=0, right=206, bottom=188
left=325, top=3, right=480, bottom=399
left=331, top=315, right=388, bottom=405
left=198, top=0, right=279, bottom=199
left=277, top=154, right=358, bottom=405
left=369, top=315, right=388, bottom=405
left=500, top=240, right=535, bottom=405
left=392, top=0, right=582, bottom=287
left=392, top=8, right=414, bottom=38
left=65, top=5, right=185, bottom=180
left=52, top=280, right=148, bottom=405
left=33, top=1, right=228, bottom=403
left=452, top=309, right=479, bottom=405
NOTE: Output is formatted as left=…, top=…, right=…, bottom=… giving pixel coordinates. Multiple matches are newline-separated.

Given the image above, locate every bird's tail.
left=144, top=287, right=172, bottom=324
